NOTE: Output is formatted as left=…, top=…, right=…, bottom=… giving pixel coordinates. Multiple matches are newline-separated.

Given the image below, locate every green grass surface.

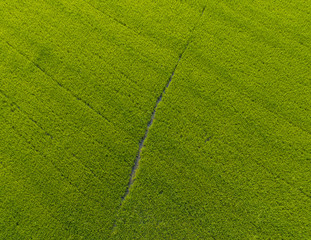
left=1, top=0, right=310, bottom=239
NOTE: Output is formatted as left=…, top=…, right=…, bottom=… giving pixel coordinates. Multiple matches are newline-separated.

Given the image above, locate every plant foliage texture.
left=0, top=0, right=310, bottom=239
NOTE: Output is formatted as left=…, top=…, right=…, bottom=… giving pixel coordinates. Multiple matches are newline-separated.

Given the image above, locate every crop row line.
left=195, top=53, right=311, bottom=136
left=2, top=38, right=113, bottom=126
left=0, top=158, right=69, bottom=235
left=252, top=156, right=311, bottom=201
left=8, top=114, right=110, bottom=205
left=0, top=79, right=117, bottom=154
left=0, top=45, right=131, bottom=187
left=2, top=114, right=109, bottom=213
left=0, top=89, right=53, bottom=140
left=0, top=82, right=115, bottom=202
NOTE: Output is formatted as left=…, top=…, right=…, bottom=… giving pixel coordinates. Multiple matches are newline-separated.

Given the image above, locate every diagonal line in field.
left=0, top=89, right=53, bottom=139
left=118, top=4, right=207, bottom=207
left=253, top=157, right=311, bottom=201
left=80, top=0, right=134, bottom=33
left=111, top=5, right=207, bottom=233
left=0, top=92, right=110, bottom=200
left=1, top=38, right=112, bottom=126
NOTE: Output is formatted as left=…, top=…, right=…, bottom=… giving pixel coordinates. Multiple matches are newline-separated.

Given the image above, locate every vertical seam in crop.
left=112, top=4, right=207, bottom=233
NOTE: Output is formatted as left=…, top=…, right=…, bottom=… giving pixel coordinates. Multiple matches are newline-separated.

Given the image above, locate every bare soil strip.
left=120, top=5, right=207, bottom=205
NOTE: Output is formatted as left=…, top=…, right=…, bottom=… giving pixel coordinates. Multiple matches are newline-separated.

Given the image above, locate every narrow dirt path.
left=119, top=5, right=207, bottom=205
left=121, top=55, right=181, bottom=201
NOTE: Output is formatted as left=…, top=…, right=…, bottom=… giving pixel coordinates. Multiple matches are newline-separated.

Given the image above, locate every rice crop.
left=0, top=0, right=310, bottom=239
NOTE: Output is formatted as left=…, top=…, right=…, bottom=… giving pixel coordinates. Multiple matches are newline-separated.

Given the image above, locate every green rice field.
left=0, top=0, right=310, bottom=239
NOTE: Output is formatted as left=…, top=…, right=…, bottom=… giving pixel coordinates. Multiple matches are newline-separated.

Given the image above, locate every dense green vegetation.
left=1, top=0, right=310, bottom=239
